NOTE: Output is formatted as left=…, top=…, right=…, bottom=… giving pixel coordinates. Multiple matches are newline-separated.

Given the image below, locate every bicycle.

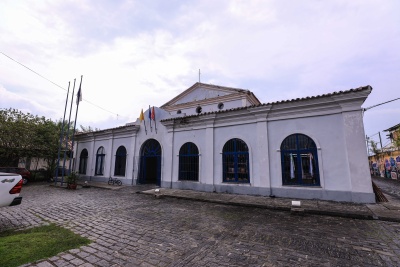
left=108, top=177, right=122, bottom=186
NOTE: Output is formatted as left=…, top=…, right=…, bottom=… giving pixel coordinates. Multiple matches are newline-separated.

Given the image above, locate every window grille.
left=78, top=149, right=88, bottom=174
left=178, top=142, right=199, bottom=181
left=114, top=146, right=127, bottom=176
left=95, top=146, right=105, bottom=175
left=222, top=138, right=250, bottom=183
left=281, top=134, right=320, bottom=186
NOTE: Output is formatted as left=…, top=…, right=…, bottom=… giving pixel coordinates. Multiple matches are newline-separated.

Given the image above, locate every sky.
left=0, top=0, right=399, bottom=147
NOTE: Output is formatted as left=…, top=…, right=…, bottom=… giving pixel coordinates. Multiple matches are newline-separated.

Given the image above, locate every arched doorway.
left=139, top=139, right=162, bottom=185
left=114, top=146, right=127, bottom=176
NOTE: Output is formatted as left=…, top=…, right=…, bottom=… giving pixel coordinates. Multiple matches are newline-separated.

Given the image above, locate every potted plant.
left=66, top=172, right=79, bottom=190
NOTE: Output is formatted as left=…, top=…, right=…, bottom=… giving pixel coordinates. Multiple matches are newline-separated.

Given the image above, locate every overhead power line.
left=0, top=51, right=126, bottom=119
left=1, top=51, right=67, bottom=91
left=363, top=97, right=400, bottom=112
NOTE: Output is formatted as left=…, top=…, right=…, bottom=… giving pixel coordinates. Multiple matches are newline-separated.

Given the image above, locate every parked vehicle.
left=0, top=167, right=31, bottom=185
left=0, top=172, right=23, bottom=207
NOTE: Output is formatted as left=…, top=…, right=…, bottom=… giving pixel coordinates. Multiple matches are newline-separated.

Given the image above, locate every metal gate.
left=138, top=139, right=161, bottom=185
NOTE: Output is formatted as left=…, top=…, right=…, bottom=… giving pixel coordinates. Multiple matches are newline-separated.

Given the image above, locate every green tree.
left=394, top=129, right=400, bottom=148
left=0, top=108, right=38, bottom=165
left=78, top=124, right=100, bottom=133
left=0, top=109, right=74, bottom=174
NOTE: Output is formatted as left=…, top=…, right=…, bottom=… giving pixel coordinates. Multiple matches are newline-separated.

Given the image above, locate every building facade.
left=74, top=83, right=375, bottom=203
left=368, top=123, right=400, bottom=179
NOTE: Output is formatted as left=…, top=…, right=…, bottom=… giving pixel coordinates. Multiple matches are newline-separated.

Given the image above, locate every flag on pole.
left=139, top=109, right=147, bottom=135
left=151, top=106, right=155, bottom=120
left=76, top=85, right=82, bottom=105
left=148, top=105, right=152, bottom=132
left=151, top=106, right=157, bottom=133
left=139, top=109, right=144, bottom=122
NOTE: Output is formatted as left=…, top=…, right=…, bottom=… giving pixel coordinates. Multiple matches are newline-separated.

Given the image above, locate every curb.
left=138, top=192, right=382, bottom=220
left=140, top=191, right=400, bottom=222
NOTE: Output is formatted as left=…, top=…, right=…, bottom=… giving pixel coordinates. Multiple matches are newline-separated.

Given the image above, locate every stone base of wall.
left=163, top=181, right=376, bottom=204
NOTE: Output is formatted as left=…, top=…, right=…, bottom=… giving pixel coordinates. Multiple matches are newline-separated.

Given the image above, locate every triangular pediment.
left=161, top=82, right=253, bottom=108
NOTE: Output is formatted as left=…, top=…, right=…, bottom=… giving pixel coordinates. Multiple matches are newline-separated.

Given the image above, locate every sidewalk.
left=78, top=179, right=400, bottom=223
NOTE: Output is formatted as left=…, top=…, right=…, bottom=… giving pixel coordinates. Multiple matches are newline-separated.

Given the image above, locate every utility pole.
left=378, top=131, right=388, bottom=178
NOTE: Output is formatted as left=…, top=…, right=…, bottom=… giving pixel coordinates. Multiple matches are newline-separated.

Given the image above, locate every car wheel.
left=22, top=178, right=28, bottom=185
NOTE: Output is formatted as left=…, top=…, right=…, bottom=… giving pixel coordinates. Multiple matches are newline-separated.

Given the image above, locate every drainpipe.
left=170, top=120, right=175, bottom=189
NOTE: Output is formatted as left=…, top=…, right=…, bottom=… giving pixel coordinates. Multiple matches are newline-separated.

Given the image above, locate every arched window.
left=280, top=134, right=320, bottom=186
left=178, top=142, right=199, bottom=181
left=78, top=149, right=88, bottom=174
left=114, top=146, right=127, bottom=176
left=95, top=146, right=105, bottom=176
left=222, top=138, right=250, bottom=183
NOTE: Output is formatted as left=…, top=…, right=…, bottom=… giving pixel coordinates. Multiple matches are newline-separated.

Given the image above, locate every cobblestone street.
left=1, top=182, right=400, bottom=267
left=373, top=176, right=400, bottom=200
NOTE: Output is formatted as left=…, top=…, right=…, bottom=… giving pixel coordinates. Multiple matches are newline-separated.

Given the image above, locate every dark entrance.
left=138, top=139, right=162, bottom=185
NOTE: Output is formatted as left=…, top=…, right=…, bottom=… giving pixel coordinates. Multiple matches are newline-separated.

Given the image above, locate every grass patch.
left=0, top=224, right=90, bottom=267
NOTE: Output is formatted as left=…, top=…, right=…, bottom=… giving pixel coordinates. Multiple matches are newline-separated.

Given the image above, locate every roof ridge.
left=268, top=85, right=372, bottom=105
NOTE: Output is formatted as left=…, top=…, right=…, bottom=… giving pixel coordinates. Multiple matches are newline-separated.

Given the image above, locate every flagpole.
left=148, top=105, right=152, bottom=132
left=68, top=75, right=83, bottom=174
left=61, top=78, right=76, bottom=186
left=55, top=81, right=70, bottom=185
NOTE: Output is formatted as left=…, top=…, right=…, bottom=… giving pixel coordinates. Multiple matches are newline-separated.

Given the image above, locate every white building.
left=74, top=82, right=375, bottom=203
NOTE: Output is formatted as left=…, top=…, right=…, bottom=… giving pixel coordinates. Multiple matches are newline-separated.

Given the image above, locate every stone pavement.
left=140, top=182, right=400, bottom=223
left=0, top=177, right=399, bottom=266
left=82, top=177, right=400, bottom=223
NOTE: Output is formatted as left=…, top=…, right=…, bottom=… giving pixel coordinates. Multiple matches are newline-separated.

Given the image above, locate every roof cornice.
left=161, top=82, right=258, bottom=108
left=75, top=125, right=139, bottom=141
left=160, top=85, right=373, bottom=124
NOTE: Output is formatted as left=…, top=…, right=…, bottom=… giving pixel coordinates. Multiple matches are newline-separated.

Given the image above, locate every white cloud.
left=0, top=0, right=399, bottom=134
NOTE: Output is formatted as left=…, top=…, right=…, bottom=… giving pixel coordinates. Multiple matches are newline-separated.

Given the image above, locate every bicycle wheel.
left=108, top=179, right=113, bottom=185
left=116, top=180, right=122, bottom=186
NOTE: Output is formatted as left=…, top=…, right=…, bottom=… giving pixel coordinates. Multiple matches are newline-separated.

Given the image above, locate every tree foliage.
left=0, top=108, right=73, bottom=169
left=393, top=129, right=400, bottom=148
left=78, top=124, right=100, bottom=133
left=369, top=140, right=381, bottom=159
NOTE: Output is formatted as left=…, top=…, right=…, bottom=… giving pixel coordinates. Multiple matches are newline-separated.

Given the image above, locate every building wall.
left=74, top=89, right=375, bottom=203
left=76, top=132, right=136, bottom=184
left=267, top=112, right=374, bottom=202
left=171, top=99, right=244, bottom=116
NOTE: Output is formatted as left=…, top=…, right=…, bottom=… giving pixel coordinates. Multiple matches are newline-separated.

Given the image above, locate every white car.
left=0, top=172, right=23, bottom=207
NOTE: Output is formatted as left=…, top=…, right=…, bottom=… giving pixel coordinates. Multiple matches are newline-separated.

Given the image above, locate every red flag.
left=151, top=106, right=155, bottom=120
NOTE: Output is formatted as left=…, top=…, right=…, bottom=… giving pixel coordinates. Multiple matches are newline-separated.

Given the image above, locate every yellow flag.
left=139, top=109, right=144, bottom=122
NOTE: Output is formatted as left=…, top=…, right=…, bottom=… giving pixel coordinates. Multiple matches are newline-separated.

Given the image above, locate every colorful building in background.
left=368, top=123, right=400, bottom=179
